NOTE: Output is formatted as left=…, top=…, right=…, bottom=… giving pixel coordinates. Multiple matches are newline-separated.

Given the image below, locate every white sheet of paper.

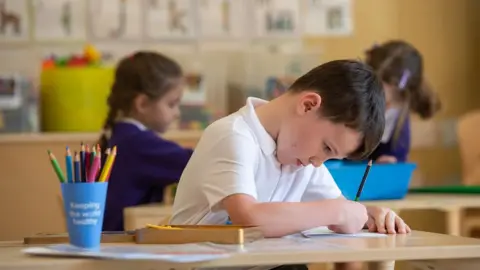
left=0, top=0, right=30, bottom=42
left=23, top=244, right=230, bottom=262
left=88, top=0, right=142, bottom=40
left=251, top=0, right=301, bottom=38
left=303, top=0, right=353, bottom=36
left=144, top=0, right=196, bottom=40
left=302, top=226, right=387, bottom=238
left=197, top=0, right=245, bottom=39
left=32, top=0, right=86, bottom=41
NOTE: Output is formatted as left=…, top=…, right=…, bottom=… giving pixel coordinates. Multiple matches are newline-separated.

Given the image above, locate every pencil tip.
left=368, top=160, right=373, bottom=166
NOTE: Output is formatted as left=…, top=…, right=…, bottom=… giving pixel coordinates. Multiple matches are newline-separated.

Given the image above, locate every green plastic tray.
left=409, top=185, right=480, bottom=194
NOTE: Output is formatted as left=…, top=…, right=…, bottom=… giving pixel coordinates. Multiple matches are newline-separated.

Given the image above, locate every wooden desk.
left=123, top=194, right=480, bottom=236
left=2, top=232, right=480, bottom=270
left=362, top=194, right=480, bottom=236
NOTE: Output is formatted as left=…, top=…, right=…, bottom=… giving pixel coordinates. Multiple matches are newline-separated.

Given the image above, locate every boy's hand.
left=328, top=200, right=368, bottom=234
left=365, top=206, right=411, bottom=234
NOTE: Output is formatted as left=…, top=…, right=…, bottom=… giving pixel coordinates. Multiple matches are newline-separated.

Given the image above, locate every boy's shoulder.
left=201, top=107, right=259, bottom=144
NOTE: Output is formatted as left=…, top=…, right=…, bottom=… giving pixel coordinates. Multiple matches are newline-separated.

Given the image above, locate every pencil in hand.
left=354, top=160, right=373, bottom=202
left=48, top=150, right=66, bottom=183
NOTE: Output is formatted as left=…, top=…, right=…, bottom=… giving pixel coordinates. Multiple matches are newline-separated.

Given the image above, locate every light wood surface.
left=123, top=194, right=480, bottom=236
left=0, top=130, right=204, bottom=144
left=1, top=231, right=480, bottom=270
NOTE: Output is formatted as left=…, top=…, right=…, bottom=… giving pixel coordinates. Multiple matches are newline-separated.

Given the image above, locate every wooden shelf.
left=0, top=130, right=204, bottom=144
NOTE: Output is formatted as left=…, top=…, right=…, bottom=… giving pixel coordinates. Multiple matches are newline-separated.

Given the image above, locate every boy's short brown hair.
left=289, top=60, right=385, bottom=159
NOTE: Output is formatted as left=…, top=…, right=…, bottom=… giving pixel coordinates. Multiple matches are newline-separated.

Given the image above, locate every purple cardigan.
left=369, top=116, right=411, bottom=162
left=102, top=122, right=193, bottom=231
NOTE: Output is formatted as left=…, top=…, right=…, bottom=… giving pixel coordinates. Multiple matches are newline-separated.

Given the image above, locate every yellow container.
left=40, top=67, right=114, bottom=132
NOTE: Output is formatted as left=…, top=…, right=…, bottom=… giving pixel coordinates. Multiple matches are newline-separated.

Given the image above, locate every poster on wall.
left=32, top=0, right=86, bottom=41
left=303, top=0, right=353, bottom=36
left=144, top=0, right=196, bottom=40
left=197, top=0, right=245, bottom=39
left=0, top=0, right=30, bottom=42
left=251, top=0, right=301, bottom=38
left=88, top=0, right=142, bottom=40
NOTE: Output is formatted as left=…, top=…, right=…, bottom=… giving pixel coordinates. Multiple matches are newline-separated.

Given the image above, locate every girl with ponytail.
left=365, top=40, right=441, bottom=163
left=100, top=51, right=193, bottom=231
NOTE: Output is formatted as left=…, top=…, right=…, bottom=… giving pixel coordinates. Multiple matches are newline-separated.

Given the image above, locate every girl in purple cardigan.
left=98, top=51, right=193, bottom=231
left=365, top=40, right=441, bottom=163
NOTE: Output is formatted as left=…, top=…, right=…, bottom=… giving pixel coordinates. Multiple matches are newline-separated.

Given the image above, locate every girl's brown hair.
left=97, top=51, right=183, bottom=151
left=366, top=40, right=441, bottom=144
left=366, top=40, right=441, bottom=119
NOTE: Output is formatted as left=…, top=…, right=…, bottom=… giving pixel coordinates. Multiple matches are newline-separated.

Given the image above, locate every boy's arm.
left=222, top=194, right=344, bottom=237
left=200, top=133, right=345, bottom=237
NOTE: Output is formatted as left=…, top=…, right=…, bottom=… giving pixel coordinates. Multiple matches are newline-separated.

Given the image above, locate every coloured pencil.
left=99, top=146, right=116, bottom=182
left=94, top=145, right=102, bottom=180
left=85, top=145, right=91, bottom=178
left=80, top=142, right=86, bottom=182
left=87, top=152, right=101, bottom=183
left=65, top=147, right=74, bottom=183
left=74, top=152, right=81, bottom=183
left=90, top=147, right=96, bottom=171
left=354, top=160, right=373, bottom=202
left=47, top=150, right=65, bottom=183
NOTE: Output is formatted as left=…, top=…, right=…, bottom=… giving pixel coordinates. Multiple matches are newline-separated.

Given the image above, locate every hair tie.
left=398, top=69, right=411, bottom=90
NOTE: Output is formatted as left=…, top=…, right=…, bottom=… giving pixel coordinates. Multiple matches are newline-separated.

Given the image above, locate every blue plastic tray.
left=325, top=161, right=417, bottom=201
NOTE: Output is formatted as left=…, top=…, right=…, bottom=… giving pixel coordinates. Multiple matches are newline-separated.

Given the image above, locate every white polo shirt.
left=170, top=97, right=342, bottom=225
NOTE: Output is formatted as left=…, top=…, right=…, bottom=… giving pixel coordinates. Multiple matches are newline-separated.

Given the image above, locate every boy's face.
left=276, top=92, right=362, bottom=167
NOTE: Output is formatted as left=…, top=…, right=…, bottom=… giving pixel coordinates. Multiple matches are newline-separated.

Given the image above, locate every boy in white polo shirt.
left=171, top=60, right=410, bottom=270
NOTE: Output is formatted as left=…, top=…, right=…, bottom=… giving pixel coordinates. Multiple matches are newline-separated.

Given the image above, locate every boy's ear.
left=133, top=93, right=151, bottom=114
left=297, top=92, right=322, bottom=115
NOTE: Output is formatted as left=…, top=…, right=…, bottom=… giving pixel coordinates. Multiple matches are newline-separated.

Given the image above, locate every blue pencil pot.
left=61, top=182, right=108, bottom=250
left=325, top=161, right=417, bottom=201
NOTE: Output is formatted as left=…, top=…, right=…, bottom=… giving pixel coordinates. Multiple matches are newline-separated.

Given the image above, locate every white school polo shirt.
left=170, top=97, right=342, bottom=225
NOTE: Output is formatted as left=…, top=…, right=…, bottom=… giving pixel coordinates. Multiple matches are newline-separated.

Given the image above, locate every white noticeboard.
left=144, top=0, right=196, bottom=40
left=32, top=0, right=87, bottom=41
left=88, top=0, right=143, bottom=40
left=0, top=0, right=30, bottom=42
left=303, top=0, right=354, bottom=36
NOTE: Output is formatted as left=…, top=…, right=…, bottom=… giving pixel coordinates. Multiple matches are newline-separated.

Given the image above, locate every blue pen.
left=65, top=147, right=74, bottom=183
left=74, top=151, right=81, bottom=183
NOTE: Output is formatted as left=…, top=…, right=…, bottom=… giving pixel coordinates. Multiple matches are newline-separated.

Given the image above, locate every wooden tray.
left=136, top=225, right=263, bottom=244
left=23, top=231, right=136, bottom=245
